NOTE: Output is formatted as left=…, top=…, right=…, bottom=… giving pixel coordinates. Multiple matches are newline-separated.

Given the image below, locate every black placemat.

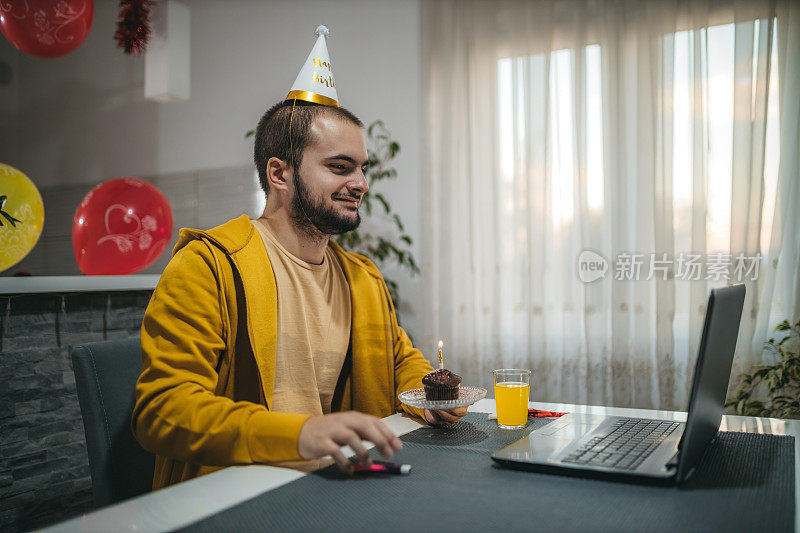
left=400, top=413, right=555, bottom=452
left=178, top=414, right=795, bottom=533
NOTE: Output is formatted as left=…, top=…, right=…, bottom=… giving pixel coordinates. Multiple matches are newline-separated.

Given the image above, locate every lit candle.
left=438, top=340, right=444, bottom=369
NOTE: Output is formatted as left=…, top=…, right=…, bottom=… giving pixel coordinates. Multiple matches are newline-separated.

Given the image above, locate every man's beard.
left=290, top=170, right=361, bottom=235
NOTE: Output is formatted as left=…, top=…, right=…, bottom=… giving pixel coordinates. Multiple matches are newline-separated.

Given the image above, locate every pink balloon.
left=72, top=178, right=173, bottom=275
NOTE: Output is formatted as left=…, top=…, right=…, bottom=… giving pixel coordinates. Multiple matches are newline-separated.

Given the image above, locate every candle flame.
left=438, top=340, right=443, bottom=349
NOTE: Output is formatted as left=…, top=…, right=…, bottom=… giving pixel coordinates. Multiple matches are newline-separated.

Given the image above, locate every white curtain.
left=420, top=0, right=800, bottom=411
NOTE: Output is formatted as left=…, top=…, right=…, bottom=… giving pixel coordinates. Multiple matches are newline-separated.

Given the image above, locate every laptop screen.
left=676, top=284, right=746, bottom=482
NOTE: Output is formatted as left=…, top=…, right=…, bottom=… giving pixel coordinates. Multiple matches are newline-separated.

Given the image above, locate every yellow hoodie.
left=131, top=214, right=432, bottom=489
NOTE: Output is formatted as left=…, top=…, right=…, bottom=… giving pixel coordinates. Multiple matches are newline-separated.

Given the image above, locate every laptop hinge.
left=666, top=450, right=680, bottom=469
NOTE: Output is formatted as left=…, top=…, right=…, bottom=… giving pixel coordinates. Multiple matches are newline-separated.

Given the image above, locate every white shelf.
left=0, top=275, right=160, bottom=295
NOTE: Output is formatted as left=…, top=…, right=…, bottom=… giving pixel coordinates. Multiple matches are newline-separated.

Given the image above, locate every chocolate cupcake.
left=422, top=369, right=462, bottom=401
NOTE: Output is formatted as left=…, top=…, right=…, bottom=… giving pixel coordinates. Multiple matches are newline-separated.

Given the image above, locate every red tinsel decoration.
left=115, top=0, right=152, bottom=55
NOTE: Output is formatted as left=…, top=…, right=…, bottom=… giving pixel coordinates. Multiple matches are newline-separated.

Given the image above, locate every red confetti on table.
left=528, top=409, right=567, bottom=418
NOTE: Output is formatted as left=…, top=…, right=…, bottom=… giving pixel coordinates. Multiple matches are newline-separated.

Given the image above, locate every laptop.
left=491, top=284, right=746, bottom=484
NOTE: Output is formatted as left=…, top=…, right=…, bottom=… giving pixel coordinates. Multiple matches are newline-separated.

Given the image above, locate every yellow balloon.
left=0, top=163, right=44, bottom=273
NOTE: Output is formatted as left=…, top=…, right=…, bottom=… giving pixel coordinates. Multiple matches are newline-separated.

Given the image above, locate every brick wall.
left=0, top=291, right=152, bottom=533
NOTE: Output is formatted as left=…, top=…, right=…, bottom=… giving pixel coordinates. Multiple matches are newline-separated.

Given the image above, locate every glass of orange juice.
left=493, top=369, right=531, bottom=429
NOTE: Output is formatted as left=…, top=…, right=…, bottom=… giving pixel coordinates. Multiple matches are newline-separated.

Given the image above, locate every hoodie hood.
left=172, top=214, right=384, bottom=280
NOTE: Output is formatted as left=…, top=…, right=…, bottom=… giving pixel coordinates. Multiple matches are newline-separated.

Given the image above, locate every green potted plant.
left=332, top=120, right=419, bottom=308
left=725, top=319, right=800, bottom=419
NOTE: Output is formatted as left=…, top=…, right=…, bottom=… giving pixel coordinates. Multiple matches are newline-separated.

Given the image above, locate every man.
left=131, top=100, right=466, bottom=489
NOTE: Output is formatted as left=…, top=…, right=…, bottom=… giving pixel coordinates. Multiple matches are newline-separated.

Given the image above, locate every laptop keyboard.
left=561, top=418, right=680, bottom=471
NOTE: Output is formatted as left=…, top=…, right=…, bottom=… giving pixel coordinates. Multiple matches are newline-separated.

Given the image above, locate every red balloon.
left=73, top=178, right=173, bottom=275
left=0, top=0, right=94, bottom=58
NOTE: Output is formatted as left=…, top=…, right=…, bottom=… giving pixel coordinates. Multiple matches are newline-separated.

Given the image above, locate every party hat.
left=285, top=25, right=339, bottom=107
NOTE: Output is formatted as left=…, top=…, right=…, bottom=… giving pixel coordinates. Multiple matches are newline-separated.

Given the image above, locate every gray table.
left=41, top=399, right=800, bottom=532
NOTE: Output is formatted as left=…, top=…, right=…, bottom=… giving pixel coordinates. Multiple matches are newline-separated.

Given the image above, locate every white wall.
left=0, top=0, right=424, bottom=339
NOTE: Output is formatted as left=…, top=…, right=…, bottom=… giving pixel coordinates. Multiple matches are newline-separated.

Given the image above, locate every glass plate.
left=398, top=386, right=487, bottom=410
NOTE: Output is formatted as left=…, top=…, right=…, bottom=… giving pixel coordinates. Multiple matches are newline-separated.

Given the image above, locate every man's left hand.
left=424, top=407, right=468, bottom=426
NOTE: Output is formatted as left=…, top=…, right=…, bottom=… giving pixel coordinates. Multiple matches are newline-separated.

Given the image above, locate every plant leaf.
left=368, top=120, right=384, bottom=137
left=374, top=193, right=391, bottom=213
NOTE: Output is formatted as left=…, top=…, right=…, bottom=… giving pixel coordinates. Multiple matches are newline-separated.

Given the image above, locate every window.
left=497, top=20, right=780, bottom=259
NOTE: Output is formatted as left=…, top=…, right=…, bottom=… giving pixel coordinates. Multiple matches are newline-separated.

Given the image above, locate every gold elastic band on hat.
left=288, top=98, right=315, bottom=229
left=285, top=90, right=339, bottom=107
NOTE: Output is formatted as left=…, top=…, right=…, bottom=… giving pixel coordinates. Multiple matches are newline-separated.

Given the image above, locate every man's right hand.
left=297, top=411, right=403, bottom=473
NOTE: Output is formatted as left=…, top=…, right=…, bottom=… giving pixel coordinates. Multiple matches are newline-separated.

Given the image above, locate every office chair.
left=71, top=338, right=155, bottom=508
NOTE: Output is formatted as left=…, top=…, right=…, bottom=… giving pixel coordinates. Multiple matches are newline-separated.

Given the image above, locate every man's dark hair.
left=253, top=100, right=364, bottom=196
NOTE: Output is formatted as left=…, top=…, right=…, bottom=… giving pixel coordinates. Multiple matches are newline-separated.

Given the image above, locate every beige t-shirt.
left=251, top=220, right=351, bottom=416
